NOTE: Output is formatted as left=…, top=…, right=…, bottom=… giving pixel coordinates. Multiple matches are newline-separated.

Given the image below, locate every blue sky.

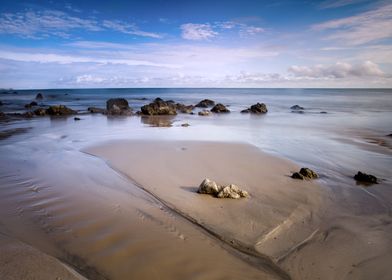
left=0, top=0, right=391, bottom=88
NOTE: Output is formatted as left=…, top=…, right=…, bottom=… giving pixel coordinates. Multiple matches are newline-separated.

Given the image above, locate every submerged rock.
left=195, top=99, right=215, bottom=108
left=291, top=167, right=318, bottom=180
left=241, top=109, right=250, bottom=113
left=211, top=103, right=230, bottom=113
left=35, top=93, right=43, bottom=100
left=291, top=105, right=304, bottom=110
left=141, top=98, right=177, bottom=115
left=354, top=171, right=378, bottom=184
left=320, top=111, right=328, bottom=114
left=88, top=107, right=106, bottom=114
left=246, top=103, right=268, bottom=114
left=198, top=110, right=211, bottom=116
left=74, top=117, right=81, bottom=121
left=198, top=179, right=249, bottom=199
left=46, top=105, right=77, bottom=116
left=106, top=98, right=132, bottom=115
left=176, top=103, right=194, bottom=114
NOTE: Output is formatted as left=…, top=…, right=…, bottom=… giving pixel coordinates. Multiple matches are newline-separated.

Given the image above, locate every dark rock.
left=0, top=101, right=3, bottom=106
left=241, top=109, right=250, bottom=113
left=154, top=97, right=164, bottom=103
left=195, top=99, right=215, bottom=108
left=320, top=111, right=328, bottom=114
left=35, top=93, right=43, bottom=100
left=388, top=134, right=392, bottom=137
left=74, top=117, right=81, bottom=121
left=198, top=110, right=210, bottom=116
left=46, top=105, right=76, bottom=116
left=292, top=167, right=318, bottom=180
left=354, top=171, right=378, bottom=184
left=106, top=98, right=132, bottom=116
left=211, top=103, right=230, bottom=113
left=0, top=111, right=5, bottom=118
left=291, top=110, right=304, bottom=114
left=166, top=100, right=175, bottom=104
left=34, top=108, right=46, bottom=116
left=88, top=107, right=106, bottom=114
left=249, top=103, right=268, bottom=114
left=291, top=105, right=304, bottom=110
left=176, top=103, right=194, bottom=114
left=141, top=98, right=177, bottom=115
left=181, top=123, right=190, bottom=127
left=24, top=101, right=38, bottom=108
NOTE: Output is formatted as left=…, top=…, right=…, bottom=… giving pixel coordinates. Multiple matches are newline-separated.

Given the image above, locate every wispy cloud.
left=102, top=20, right=162, bottom=38
left=288, top=61, right=384, bottom=78
left=0, top=10, right=162, bottom=39
left=312, top=3, right=392, bottom=45
left=180, top=23, right=218, bottom=40
left=318, top=0, right=369, bottom=9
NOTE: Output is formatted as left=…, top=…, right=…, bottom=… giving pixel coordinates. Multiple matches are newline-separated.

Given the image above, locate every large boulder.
left=198, top=179, right=249, bottom=199
left=354, top=171, right=378, bottom=184
left=242, top=103, right=268, bottom=114
left=46, top=105, right=76, bottom=116
left=291, top=167, right=318, bottom=180
left=141, top=98, right=177, bottom=115
left=211, top=103, right=230, bottom=113
left=106, top=98, right=132, bottom=115
left=195, top=99, right=215, bottom=108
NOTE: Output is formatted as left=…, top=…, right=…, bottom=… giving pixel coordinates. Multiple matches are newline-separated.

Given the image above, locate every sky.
left=0, top=0, right=391, bottom=88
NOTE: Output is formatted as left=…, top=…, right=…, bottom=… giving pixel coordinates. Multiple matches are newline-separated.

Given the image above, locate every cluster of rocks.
left=291, top=168, right=319, bottom=180
left=241, top=103, right=268, bottom=114
left=198, top=178, right=249, bottom=199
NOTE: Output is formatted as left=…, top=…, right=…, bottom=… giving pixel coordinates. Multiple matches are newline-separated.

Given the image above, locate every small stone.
left=198, top=178, right=221, bottom=195
left=291, top=172, right=304, bottom=180
left=181, top=123, right=190, bottom=127
left=291, top=105, right=304, bottom=110
left=198, top=110, right=211, bottom=116
left=74, top=117, right=81, bottom=121
left=320, top=111, right=328, bottom=114
left=354, top=171, right=378, bottom=184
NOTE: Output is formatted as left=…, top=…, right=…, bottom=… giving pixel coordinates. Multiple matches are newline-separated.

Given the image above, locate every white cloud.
left=180, top=23, right=218, bottom=40
left=312, top=3, right=392, bottom=45
left=0, top=10, right=162, bottom=39
left=288, top=61, right=384, bottom=78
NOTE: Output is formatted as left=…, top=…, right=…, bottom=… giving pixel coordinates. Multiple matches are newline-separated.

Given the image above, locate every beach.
left=0, top=88, right=391, bottom=279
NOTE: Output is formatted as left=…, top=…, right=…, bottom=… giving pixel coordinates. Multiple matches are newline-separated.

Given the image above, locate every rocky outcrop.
left=291, top=105, right=304, bottom=110
left=198, top=110, right=211, bottom=116
left=106, top=98, right=132, bottom=115
left=34, top=108, right=46, bottom=116
left=88, top=107, right=106, bottom=114
left=242, top=103, right=268, bottom=114
left=211, top=103, right=230, bottom=113
left=141, top=98, right=177, bottom=115
left=198, top=178, right=249, bottom=199
left=195, top=99, right=215, bottom=108
left=354, top=171, right=378, bottom=184
left=46, top=105, right=77, bottom=116
left=24, top=101, right=38, bottom=108
left=35, top=93, right=43, bottom=100
left=176, top=103, right=194, bottom=114
left=291, top=167, right=318, bottom=180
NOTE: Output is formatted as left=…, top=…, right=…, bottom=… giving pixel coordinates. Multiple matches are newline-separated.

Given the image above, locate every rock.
left=198, top=178, right=221, bottom=195
left=24, top=101, right=38, bottom=108
left=291, top=105, right=304, bottom=110
left=241, top=103, right=267, bottom=114
left=388, top=134, right=392, bottom=137
left=0, top=111, right=5, bottom=118
left=46, top=105, right=76, bottom=116
left=106, top=98, right=132, bottom=115
left=198, top=179, right=249, bottom=199
left=320, top=111, right=327, bottom=114
left=176, top=103, right=194, bottom=114
left=198, top=110, right=211, bottom=116
left=0, top=101, right=3, bottom=106
left=181, top=123, right=190, bottom=127
left=88, top=107, right=106, bottom=114
left=217, top=184, right=249, bottom=199
left=291, top=167, right=318, bottom=180
left=195, top=99, right=215, bottom=108
left=35, top=93, right=43, bottom=100
left=34, top=108, right=46, bottom=116
left=141, top=98, right=177, bottom=115
left=74, top=117, right=81, bottom=121
left=22, top=111, right=34, bottom=118
left=211, top=103, right=230, bottom=113
left=354, top=171, right=378, bottom=184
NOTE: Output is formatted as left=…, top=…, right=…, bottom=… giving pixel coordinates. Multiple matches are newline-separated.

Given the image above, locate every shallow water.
left=0, top=88, right=391, bottom=279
